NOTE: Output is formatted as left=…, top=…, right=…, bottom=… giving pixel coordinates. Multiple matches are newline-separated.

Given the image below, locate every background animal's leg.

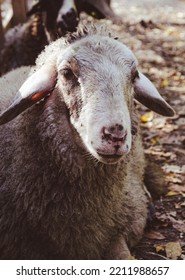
left=105, top=236, right=131, bottom=260
left=57, top=0, right=79, bottom=33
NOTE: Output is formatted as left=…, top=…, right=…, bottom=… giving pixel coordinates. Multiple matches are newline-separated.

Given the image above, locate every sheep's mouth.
left=97, top=152, right=123, bottom=164
left=98, top=153, right=123, bottom=159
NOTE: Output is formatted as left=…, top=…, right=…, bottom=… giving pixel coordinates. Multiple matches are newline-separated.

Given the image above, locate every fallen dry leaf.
left=164, top=26, right=181, bottom=36
left=165, top=241, right=182, bottom=260
left=168, top=216, right=185, bottom=233
left=166, top=175, right=182, bottom=184
left=163, top=165, right=185, bottom=174
left=150, top=137, right=159, bottom=145
left=140, top=111, right=154, bottom=123
left=162, top=124, right=178, bottom=133
left=155, top=244, right=165, bottom=253
left=169, top=184, right=185, bottom=194
left=160, top=79, right=169, bottom=88
left=173, top=221, right=185, bottom=233
left=128, top=255, right=137, bottom=260
left=140, top=122, right=153, bottom=128
left=152, top=117, right=166, bottom=129
left=166, top=191, right=179, bottom=196
left=145, top=148, right=172, bottom=158
left=168, top=211, right=177, bottom=218
left=145, top=231, right=165, bottom=240
left=175, top=202, right=182, bottom=209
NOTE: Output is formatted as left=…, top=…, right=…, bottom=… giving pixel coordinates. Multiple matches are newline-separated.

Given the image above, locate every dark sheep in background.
left=28, top=0, right=121, bottom=40
left=0, top=12, right=47, bottom=76
left=0, top=0, right=120, bottom=75
left=0, top=25, right=175, bottom=259
left=28, top=0, right=79, bottom=41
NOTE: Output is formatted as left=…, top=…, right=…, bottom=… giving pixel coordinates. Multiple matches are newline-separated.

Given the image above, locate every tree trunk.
left=0, top=4, right=4, bottom=49
left=11, top=0, right=27, bottom=26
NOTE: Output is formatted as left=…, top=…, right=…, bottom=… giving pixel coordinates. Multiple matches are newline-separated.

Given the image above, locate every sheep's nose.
left=102, top=124, right=127, bottom=149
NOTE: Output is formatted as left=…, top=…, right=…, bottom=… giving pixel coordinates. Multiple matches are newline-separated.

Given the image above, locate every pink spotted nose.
left=102, top=124, right=127, bottom=153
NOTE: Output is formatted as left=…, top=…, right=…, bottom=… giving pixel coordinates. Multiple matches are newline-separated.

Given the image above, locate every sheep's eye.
left=61, top=68, right=75, bottom=80
left=131, top=69, right=139, bottom=83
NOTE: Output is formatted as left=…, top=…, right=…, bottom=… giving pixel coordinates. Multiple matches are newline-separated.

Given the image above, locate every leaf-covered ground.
left=107, top=0, right=185, bottom=260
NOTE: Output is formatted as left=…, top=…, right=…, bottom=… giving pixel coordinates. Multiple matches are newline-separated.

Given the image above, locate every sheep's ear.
left=133, top=71, right=175, bottom=116
left=0, top=64, right=57, bottom=125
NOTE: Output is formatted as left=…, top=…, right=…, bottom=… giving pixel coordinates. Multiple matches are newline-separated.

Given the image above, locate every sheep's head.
left=0, top=26, right=175, bottom=164
left=56, top=37, right=136, bottom=164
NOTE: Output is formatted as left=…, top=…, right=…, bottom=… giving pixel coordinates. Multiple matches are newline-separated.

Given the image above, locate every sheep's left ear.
left=133, top=71, right=175, bottom=116
left=0, top=64, right=57, bottom=125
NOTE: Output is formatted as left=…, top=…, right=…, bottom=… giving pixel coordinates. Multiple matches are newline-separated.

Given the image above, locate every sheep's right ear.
left=133, top=71, right=175, bottom=117
left=0, top=64, right=57, bottom=125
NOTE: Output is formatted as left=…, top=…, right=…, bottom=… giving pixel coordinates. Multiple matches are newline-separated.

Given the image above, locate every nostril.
left=112, top=130, right=127, bottom=142
left=110, top=125, right=123, bottom=131
left=103, top=127, right=112, bottom=137
left=102, top=126, right=127, bottom=143
left=110, top=126, right=115, bottom=133
left=118, top=124, right=123, bottom=131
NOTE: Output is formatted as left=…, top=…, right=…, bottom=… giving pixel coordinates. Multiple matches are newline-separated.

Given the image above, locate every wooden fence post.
left=11, top=0, right=27, bottom=26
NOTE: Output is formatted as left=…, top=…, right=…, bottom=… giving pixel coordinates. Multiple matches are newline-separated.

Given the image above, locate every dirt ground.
left=106, top=0, right=185, bottom=260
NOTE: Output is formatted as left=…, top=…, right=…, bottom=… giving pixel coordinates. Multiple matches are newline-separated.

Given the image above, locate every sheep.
left=28, top=0, right=79, bottom=42
left=28, top=0, right=121, bottom=41
left=0, top=25, right=175, bottom=260
left=0, top=1, right=77, bottom=75
left=0, top=0, right=120, bottom=76
left=0, top=13, right=48, bottom=76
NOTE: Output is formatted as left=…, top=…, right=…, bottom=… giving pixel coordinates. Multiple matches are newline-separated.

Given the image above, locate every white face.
left=57, top=37, right=137, bottom=164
